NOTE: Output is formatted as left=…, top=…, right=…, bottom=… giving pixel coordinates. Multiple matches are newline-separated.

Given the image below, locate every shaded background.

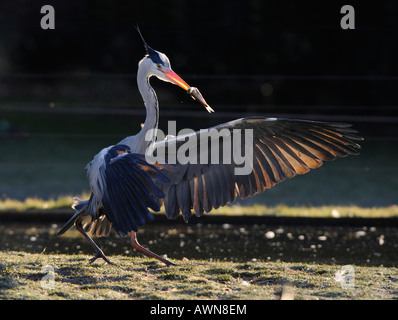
left=0, top=0, right=397, bottom=206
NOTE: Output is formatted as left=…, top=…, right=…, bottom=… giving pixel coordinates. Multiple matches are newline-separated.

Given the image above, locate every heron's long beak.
left=163, top=69, right=190, bottom=90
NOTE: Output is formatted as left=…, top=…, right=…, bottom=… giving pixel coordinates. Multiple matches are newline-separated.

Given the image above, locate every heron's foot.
left=131, top=231, right=176, bottom=267
left=160, top=257, right=176, bottom=267
left=75, top=220, right=115, bottom=265
left=89, top=250, right=115, bottom=265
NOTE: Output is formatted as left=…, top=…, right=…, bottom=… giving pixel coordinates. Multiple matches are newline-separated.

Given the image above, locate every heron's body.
left=58, top=30, right=362, bottom=266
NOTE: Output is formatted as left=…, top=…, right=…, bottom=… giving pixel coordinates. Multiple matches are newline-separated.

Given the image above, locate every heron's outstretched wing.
left=101, top=153, right=170, bottom=236
left=153, top=117, right=362, bottom=222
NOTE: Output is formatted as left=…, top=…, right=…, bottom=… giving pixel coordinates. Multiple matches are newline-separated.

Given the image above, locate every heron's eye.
left=157, top=64, right=162, bottom=69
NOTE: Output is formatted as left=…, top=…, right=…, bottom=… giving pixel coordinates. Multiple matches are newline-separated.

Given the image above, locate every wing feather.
left=100, top=152, right=170, bottom=235
left=154, top=117, right=362, bottom=221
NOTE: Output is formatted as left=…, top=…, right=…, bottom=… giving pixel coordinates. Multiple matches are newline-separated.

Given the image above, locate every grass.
left=1, top=194, right=398, bottom=218
left=0, top=196, right=75, bottom=211
left=1, top=251, right=397, bottom=300
left=209, top=204, right=398, bottom=218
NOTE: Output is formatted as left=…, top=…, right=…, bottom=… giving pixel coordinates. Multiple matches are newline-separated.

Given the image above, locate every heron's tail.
left=57, top=197, right=89, bottom=235
left=58, top=196, right=113, bottom=237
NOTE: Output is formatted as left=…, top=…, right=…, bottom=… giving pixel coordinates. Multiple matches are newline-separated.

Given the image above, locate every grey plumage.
left=155, top=117, right=362, bottom=222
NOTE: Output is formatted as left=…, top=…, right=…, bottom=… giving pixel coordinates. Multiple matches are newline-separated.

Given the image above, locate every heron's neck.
left=136, top=68, right=159, bottom=150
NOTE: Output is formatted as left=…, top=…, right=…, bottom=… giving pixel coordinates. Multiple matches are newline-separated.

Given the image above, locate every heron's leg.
left=75, top=219, right=114, bottom=265
left=130, top=231, right=175, bottom=267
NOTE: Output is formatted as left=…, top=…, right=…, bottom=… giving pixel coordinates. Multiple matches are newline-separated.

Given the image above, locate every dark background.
left=0, top=0, right=397, bottom=205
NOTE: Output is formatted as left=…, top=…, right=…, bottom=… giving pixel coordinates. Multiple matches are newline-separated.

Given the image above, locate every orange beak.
left=162, top=69, right=190, bottom=90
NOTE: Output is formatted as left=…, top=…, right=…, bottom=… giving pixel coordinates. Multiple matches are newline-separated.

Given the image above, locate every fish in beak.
left=162, top=69, right=214, bottom=113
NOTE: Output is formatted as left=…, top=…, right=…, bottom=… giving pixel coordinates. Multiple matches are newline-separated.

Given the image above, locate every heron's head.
left=137, top=29, right=189, bottom=90
left=136, top=27, right=213, bottom=112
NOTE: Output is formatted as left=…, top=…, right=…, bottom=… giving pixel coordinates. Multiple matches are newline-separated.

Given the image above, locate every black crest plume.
left=135, top=26, right=159, bottom=60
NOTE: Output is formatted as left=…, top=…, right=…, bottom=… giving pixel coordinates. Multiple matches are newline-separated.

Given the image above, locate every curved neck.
left=136, top=67, right=159, bottom=150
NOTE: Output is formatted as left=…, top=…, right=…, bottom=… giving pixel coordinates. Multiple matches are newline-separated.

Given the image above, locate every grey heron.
left=58, top=30, right=362, bottom=266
